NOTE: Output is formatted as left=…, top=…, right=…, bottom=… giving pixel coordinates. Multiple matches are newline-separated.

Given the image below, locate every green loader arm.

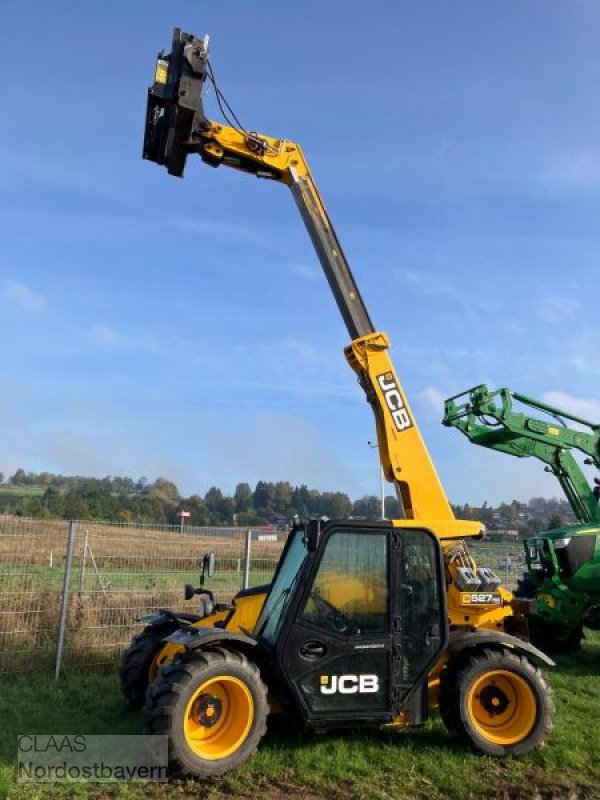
left=443, top=384, right=600, bottom=525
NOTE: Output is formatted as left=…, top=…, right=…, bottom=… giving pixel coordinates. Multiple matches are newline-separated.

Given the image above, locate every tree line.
left=0, top=468, right=575, bottom=534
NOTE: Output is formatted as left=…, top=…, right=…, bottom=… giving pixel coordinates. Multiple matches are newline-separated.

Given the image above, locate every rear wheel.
left=143, top=647, right=268, bottom=777
left=120, top=625, right=178, bottom=709
left=439, top=648, right=553, bottom=756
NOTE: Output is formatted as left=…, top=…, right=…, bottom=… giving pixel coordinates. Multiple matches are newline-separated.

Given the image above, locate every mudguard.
left=137, top=610, right=206, bottom=627
left=164, top=625, right=257, bottom=651
left=448, top=629, right=555, bottom=667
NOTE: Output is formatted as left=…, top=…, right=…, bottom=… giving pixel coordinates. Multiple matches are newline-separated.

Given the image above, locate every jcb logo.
left=320, top=674, right=379, bottom=695
left=376, top=373, right=413, bottom=432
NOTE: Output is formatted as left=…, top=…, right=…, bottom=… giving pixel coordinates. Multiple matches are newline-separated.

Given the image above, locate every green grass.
left=2, top=639, right=600, bottom=800
left=0, top=487, right=45, bottom=499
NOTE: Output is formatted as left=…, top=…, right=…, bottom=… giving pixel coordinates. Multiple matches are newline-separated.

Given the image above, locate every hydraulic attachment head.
left=143, top=28, right=210, bottom=177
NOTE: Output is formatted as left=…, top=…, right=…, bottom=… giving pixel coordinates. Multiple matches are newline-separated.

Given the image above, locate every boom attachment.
left=443, top=384, right=600, bottom=524
left=143, top=28, right=211, bottom=177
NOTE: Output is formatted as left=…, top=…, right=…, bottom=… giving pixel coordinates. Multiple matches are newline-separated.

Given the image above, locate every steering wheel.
left=310, top=590, right=359, bottom=635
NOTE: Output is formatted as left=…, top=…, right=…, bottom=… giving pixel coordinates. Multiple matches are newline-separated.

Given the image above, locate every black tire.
left=120, top=625, right=177, bottom=709
left=439, top=647, right=554, bottom=757
left=529, top=616, right=583, bottom=655
left=143, top=647, right=268, bottom=778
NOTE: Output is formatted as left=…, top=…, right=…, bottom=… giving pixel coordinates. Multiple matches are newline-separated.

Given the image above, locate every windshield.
left=255, top=529, right=307, bottom=646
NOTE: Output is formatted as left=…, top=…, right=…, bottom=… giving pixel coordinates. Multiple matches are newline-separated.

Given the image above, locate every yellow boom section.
left=188, top=121, right=480, bottom=540
left=142, top=29, right=481, bottom=539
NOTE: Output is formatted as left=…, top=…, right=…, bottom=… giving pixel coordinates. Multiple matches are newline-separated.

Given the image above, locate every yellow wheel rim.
left=148, top=642, right=183, bottom=683
left=184, top=675, right=254, bottom=761
left=467, top=669, right=537, bottom=746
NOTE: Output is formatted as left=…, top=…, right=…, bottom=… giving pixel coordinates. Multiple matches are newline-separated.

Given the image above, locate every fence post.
left=242, top=530, right=252, bottom=590
left=78, top=529, right=89, bottom=596
left=55, top=520, right=76, bottom=680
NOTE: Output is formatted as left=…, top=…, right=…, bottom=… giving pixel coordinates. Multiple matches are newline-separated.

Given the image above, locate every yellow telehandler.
left=120, top=27, right=554, bottom=777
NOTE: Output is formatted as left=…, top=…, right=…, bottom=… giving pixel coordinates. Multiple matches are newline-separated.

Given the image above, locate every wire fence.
left=0, top=516, right=526, bottom=676
left=0, top=517, right=284, bottom=675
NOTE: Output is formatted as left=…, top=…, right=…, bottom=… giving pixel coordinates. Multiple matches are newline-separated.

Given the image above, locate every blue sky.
left=1, top=1, right=599, bottom=505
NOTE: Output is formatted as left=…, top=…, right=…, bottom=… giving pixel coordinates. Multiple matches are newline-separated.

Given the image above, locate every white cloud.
left=419, top=385, right=448, bottom=414
left=541, top=391, right=600, bottom=423
left=4, top=281, right=45, bottom=313
left=541, top=147, right=600, bottom=191
left=536, top=295, right=580, bottom=323
left=283, top=337, right=324, bottom=364
left=89, top=323, right=120, bottom=347
left=288, top=262, right=319, bottom=281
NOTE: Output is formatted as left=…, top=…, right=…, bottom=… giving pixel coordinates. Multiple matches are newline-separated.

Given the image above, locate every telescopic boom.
left=143, top=28, right=481, bottom=539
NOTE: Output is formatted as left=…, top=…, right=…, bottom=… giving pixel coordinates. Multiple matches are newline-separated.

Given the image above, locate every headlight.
left=553, top=537, right=572, bottom=549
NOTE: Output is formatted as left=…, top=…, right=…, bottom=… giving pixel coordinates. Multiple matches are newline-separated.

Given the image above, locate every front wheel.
left=143, top=647, right=268, bottom=777
left=439, top=647, right=554, bottom=757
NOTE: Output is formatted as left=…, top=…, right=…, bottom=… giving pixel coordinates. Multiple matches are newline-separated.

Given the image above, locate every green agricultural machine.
left=444, top=384, right=600, bottom=653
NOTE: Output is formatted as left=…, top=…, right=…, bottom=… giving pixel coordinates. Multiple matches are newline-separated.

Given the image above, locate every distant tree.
left=235, top=510, right=265, bottom=526
left=384, top=495, right=401, bottom=518
left=204, top=487, right=225, bottom=515
left=221, top=497, right=236, bottom=525
left=10, top=468, right=27, bottom=485
left=42, top=487, right=64, bottom=518
left=547, top=513, right=565, bottom=530
left=151, top=478, right=180, bottom=504
left=185, top=494, right=210, bottom=525
left=253, top=481, right=272, bottom=513
left=272, top=482, right=293, bottom=512
left=318, top=491, right=352, bottom=518
left=352, top=495, right=381, bottom=520
left=234, top=482, right=253, bottom=513
left=0, top=472, right=4, bottom=485
left=62, top=489, right=88, bottom=520
left=291, top=484, right=310, bottom=516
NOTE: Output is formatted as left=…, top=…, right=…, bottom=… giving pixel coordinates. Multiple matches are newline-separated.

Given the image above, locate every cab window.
left=300, top=531, right=388, bottom=636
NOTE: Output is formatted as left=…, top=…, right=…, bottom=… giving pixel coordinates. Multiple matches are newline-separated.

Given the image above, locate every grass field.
left=0, top=488, right=45, bottom=498
left=1, top=636, right=599, bottom=800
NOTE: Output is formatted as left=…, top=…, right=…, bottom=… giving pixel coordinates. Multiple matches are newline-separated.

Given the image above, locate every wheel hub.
left=478, top=684, right=510, bottom=716
left=195, top=694, right=223, bottom=728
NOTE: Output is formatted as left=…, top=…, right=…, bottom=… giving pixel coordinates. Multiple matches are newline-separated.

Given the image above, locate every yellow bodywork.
left=153, top=590, right=268, bottom=675
left=148, top=114, right=520, bottom=729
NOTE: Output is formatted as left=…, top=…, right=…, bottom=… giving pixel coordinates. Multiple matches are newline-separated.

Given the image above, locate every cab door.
left=391, top=526, right=448, bottom=710
left=277, top=522, right=393, bottom=725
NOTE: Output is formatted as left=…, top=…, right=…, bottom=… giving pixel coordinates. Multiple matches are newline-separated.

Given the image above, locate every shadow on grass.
left=552, top=634, right=600, bottom=676
left=262, top=712, right=458, bottom=754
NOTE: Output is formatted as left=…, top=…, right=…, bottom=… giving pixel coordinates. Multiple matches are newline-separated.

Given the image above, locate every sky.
left=1, top=1, right=599, bottom=506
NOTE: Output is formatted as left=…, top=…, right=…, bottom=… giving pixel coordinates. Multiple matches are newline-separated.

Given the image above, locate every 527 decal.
left=376, top=372, right=413, bottom=432
left=460, top=592, right=502, bottom=606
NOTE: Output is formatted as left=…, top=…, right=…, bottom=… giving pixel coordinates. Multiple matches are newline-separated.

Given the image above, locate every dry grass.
left=0, top=517, right=284, bottom=673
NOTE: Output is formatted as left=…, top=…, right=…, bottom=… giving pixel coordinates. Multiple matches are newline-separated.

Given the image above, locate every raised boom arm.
left=443, top=384, right=600, bottom=524
left=144, top=28, right=481, bottom=539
